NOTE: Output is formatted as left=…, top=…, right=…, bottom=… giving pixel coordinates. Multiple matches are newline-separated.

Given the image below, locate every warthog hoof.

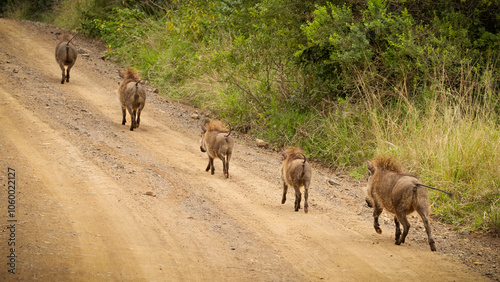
left=375, top=226, right=382, bottom=234
left=366, top=199, right=373, bottom=208
left=429, top=239, right=436, bottom=251
left=430, top=242, right=436, bottom=251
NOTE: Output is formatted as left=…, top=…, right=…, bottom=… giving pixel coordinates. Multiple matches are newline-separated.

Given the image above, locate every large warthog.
left=55, top=33, right=78, bottom=84
left=118, top=68, right=146, bottom=131
left=281, top=147, right=312, bottom=213
left=365, top=156, right=453, bottom=251
left=200, top=119, right=234, bottom=178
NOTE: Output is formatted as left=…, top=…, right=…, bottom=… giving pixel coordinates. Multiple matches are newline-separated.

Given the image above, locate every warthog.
left=200, top=119, right=234, bottom=178
left=281, top=147, right=312, bottom=213
left=118, top=68, right=146, bottom=131
left=366, top=156, right=453, bottom=251
left=55, top=33, right=77, bottom=84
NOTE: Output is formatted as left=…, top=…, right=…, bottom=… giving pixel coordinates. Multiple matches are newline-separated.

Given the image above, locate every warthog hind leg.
left=395, top=210, right=410, bottom=245
left=220, top=155, right=228, bottom=178
left=122, top=108, right=127, bottom=125
left=209, top=157, right=215, bottom=175
left=224, top=152, right=231, bottom=178
left=417, top=207, right=436, bottom=251
left=294, top=187, right=301, bottom=212
left=129, top=109, right=137, bottom=131
left=373, top=203, right=383, bottom=234
left=281, top=182, right=288, bottom=204
left=303, top=182, right=309, bottom=213
left=66, top=67, right=71, bottom=82
left=394, top=217, right=401, bottom=242
left=136, top=108, right=142, bottom=128
left=60, top=65, right=66, bottom=84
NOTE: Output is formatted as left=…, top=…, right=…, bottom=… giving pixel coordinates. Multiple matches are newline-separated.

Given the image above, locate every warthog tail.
left=417, top=184, right=454, bottom=199
left=291, top=153, right=307, bottom=179
left=67, top=34, right=77, bottom=45
left=134, top=80, right=142, bottom=101
left=65, top=34, right=77, bottom=55
left=225, top=124, right=231, bottom=138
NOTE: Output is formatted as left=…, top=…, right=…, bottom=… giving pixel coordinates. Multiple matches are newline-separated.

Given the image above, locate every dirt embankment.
left=0, top=18, right=498, bottom=281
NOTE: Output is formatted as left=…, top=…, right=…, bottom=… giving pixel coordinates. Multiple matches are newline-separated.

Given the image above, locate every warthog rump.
left=365, top=156, right=453, bottom=251
left=281, top=147, right=312, bottom=213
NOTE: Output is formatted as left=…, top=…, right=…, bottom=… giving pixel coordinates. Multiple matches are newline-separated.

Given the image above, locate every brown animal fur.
left=55, top=33, right=77, bottom=84
left=281, top=147, right=312, bottom=213
left=118, top=68, right=146, bottom=131
left=200, top=119, right=234, bottom=178
left=366, top=156, right=438, bottom=251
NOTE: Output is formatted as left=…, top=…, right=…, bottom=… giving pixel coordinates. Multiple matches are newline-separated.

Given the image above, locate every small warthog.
left=118, top=68, right=146, bottom=131
left=281, top=147, right=312, bottom=213
left=55, top=33, right=77, bottom=84
left=366, top=156, right=453, bottom=251
left=200, top=119, right=234, bottom=178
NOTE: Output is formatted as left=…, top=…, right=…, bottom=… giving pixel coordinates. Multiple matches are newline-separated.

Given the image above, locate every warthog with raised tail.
left=118, top=68, right=146, bottom=131
left=366, top=156, right=453, bottom=251
left=55, top=33, right=78, bottom=84
left=281, top=147, right=312, bottom=213
left=200, top=119, right=234, bottom=178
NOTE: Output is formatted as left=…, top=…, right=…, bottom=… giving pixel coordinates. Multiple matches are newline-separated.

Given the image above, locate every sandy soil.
left=0, top=18, right=498, bottom=281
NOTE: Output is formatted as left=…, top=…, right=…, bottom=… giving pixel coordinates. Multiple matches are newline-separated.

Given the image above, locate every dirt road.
left=0, top=18, right=497, bottom=281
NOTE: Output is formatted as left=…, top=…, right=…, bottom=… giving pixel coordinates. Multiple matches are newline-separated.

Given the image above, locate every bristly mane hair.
left=283, top=147, right=306, bottom=160
left=57, top=33, right=76, bottom=45
left=121, top=68, right=141, bottom=84
left=371, top=155, right=403, bottom=173
left=204, top=119, right=229, bottom=133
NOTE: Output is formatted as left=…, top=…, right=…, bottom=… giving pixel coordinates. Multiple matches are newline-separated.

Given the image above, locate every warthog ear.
left=281, top=151, right=287, bottom=160
left=367, top=161, right=375, bottom=175
left=201, top=124, right=206, bottom=133
left=118, top=70, right=124, bottom=79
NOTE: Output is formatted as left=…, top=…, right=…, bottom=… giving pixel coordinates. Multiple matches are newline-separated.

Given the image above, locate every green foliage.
left=300, top=0, right=499, bottom=102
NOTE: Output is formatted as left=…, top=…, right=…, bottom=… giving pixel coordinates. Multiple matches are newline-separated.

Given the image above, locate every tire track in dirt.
left=0, top=18, right=492, bottom=281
